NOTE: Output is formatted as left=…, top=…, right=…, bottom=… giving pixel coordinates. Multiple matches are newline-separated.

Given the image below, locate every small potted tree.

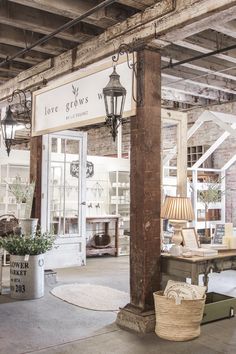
left=0, top=231, right=55, bottom=299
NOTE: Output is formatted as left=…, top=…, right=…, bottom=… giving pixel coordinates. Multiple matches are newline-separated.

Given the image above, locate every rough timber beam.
left=1, top=0, right=236, bottom=100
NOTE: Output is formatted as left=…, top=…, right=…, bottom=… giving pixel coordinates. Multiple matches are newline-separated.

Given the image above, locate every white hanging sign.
left=32, top=60, right=136, bottom=136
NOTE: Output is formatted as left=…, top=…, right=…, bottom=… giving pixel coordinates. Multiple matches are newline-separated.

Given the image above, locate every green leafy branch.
left=0, top=231, right=55, bottom=255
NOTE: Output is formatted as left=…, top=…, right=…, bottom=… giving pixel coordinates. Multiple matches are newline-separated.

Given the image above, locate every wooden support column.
left=30, top=136, right=42, bottom=223
left=117, top=48, right=161, bottom=333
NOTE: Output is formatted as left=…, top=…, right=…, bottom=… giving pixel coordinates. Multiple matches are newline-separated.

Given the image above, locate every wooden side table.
left=86, top=215, right=120, bottom=256
left=161, top=250, right=236, bottom=290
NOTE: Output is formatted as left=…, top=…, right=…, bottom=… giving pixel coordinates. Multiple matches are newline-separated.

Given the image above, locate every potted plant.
left=0, top=231, right=55, bottom=299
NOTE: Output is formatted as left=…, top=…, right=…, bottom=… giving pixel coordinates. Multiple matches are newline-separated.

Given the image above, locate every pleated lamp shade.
left=161, top=196, right=195, bottom=221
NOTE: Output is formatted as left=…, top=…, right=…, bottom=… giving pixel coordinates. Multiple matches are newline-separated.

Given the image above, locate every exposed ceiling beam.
left=161, top=45, right=236, bottom=81
left=0, top=2, right=100, bottom=43
left=1, top=0, right=236, bottom=100
left=0, top=62, right=31, bottom=74
left=117, top=0, right=156, bottom=10
left=211, top=21, right=236, bottom=38
left=175, top=39, right=236, bottom=64
left=162, top=69, right=236, bottom=95
left=0, top=24, right=73, bottom=55
left=162, top=81, right=233, bottom=102
left=160, top=4, right=236, bottom=42
left=161, top=88, right=216, bottom=106
left=8, top=0, right=137, bottom=29
left=0, top=43, right=50, bottom=65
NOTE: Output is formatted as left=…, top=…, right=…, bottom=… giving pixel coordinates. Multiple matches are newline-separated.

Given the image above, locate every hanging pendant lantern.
left=103, top=66, right=126, bottom=141
left=1, top=106, right=18, bottom=156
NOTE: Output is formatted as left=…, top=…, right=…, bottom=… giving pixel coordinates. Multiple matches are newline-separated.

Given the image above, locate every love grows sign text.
left=32, top=60, right=135, bottom=136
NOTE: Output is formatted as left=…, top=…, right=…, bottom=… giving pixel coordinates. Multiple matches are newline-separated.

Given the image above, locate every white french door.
left=41, top=130, right=87, bottom=268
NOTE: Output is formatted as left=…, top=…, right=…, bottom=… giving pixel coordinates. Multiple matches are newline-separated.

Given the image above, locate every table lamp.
left=161, top=196, right=195, bottom=246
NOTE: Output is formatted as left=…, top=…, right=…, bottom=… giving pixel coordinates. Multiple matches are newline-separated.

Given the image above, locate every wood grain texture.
left=130, top=48, right=161, bottom=311
left=30, top=135, right=42, bottom=222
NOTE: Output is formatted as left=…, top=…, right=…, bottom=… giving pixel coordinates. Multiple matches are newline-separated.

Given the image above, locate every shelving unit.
left=0, top=163, right=29, bottom=216
left=109, top=171, right=130, bottom=255
left=189, top=169, right=224, bottom=234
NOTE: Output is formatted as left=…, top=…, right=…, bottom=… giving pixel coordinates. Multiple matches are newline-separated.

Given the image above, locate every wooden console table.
left=86, top=215, right=119, bottom=257
left=161, top=250, right=236, bottom=289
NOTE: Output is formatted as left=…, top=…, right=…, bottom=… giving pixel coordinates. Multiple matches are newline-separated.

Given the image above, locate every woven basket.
left=0, top=214, right=19, bottom=236
left=153, top=291, right=206, bottom=341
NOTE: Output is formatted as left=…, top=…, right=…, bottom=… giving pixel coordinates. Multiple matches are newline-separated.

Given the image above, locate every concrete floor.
left=0, top=256, right=236, bottom=354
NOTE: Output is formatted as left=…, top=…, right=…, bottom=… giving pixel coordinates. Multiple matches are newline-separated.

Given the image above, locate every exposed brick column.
left=117, top=47, right=161, bottom=332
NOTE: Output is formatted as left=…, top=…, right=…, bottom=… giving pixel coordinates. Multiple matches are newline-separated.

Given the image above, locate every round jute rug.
left=51, top=283, right=129, bottom=312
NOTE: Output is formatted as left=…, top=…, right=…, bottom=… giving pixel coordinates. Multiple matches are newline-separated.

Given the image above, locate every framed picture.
left=181, top=228, right=200, bottom=249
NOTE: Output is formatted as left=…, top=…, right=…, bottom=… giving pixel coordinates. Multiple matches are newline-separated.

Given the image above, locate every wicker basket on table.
left=153, top=291, right=206, bottom=341
left=0, top=214, right=19, bottom=237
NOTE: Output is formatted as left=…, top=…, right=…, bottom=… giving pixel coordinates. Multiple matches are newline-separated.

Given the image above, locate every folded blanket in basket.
left=164, top=280, right=206, bottom=301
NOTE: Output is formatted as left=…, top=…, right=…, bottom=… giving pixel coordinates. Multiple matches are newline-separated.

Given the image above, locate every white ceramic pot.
left=19, top=218, right=38, bottom=236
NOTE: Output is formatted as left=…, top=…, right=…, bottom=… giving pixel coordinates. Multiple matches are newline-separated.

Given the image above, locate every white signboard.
left=32, top=60, right=136, bottom=136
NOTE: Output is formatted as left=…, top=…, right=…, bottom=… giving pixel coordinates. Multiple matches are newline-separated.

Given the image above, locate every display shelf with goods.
left=109, top=170, right=130, bottom=256
left=188, top=169, right=224, bottom=236
left=0, top=163, right=30, bottom=217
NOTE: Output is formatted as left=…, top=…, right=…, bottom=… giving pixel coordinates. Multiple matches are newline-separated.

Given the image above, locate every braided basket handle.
left=0, top=214, right=18, bottom=222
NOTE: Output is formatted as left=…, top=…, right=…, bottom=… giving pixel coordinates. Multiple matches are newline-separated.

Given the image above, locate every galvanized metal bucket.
left=19, top=218, right=38, bottom=236
left=10, top=254, right=44, bottom=299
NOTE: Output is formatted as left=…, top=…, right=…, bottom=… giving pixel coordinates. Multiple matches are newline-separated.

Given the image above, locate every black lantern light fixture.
left=103, top=66, right=126, bottom=141
left=1, top=89, right=31, bottom=156
left=103, top=44, right=141, bottom=141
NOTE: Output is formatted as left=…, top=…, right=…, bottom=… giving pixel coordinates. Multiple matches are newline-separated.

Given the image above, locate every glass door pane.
left=48, top=136, right=81, bottom=237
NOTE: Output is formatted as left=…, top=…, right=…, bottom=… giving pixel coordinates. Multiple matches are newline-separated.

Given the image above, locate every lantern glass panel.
left=3, top=123, right=16, bottom=140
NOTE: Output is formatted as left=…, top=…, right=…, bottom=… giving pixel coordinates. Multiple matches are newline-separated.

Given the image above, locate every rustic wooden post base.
left=116, top=305, right=156, bottom=333
left=116, top=48, right=161, bottom=333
